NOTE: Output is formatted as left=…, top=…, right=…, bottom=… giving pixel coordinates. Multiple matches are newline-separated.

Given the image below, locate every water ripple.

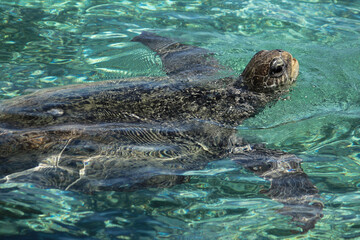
left=0, top=0, right=360, bottom=239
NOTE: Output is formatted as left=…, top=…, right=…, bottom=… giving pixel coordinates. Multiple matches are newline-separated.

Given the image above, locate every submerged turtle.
left=0, top=32, right=321, bottom=232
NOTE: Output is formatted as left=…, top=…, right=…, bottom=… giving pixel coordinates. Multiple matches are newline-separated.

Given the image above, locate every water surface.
left=1, top=0, right=360, bottom=239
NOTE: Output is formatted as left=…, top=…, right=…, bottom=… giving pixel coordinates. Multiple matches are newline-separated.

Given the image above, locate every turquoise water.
left=0, top=0, right=360, bottom=239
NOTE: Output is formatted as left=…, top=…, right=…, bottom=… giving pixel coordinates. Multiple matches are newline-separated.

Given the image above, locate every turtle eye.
left=270, top=58, right=285, bottom=77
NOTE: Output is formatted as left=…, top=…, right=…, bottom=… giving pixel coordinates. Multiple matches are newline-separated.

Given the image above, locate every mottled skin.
left=0, top=77, right=268, bottom=128
left=0, top=32, right=321, bottom=232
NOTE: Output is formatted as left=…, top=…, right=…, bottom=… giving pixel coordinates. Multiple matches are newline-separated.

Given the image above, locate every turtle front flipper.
left=132, top=31, right=222, bottom=78
left=231, top=146, right=323, bottom=233
left=263, top=172, right=323, bottom=233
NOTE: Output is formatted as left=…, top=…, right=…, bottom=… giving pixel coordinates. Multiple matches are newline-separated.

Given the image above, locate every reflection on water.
left=0, top=0, right=360, bottom=239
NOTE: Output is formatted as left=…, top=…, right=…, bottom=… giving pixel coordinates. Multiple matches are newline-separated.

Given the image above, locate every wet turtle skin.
left=0, top=32, right=321, bottom=232
left=0, top=76, right=268, bottom=128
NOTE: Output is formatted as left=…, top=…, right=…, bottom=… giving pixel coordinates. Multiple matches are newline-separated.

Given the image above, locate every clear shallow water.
left=0, top=0, right=360, bottom=239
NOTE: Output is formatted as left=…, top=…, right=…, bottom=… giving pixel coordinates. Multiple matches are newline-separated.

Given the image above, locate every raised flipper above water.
left=132, top=31, right=222, bottom=78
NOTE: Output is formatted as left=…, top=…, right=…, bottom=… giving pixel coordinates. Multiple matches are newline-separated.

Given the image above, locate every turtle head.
left=241, top=49, right=299, bottom=93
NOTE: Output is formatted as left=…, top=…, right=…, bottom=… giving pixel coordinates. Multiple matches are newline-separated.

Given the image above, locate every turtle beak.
left=291, top=57, right=299, bottom=81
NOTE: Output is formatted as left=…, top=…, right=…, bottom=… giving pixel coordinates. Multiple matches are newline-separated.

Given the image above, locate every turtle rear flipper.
left=132, top=31, right=222, bottom=78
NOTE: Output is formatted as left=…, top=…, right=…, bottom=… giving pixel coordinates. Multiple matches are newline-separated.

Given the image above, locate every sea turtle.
left=0, top=32, right=321, bottom=232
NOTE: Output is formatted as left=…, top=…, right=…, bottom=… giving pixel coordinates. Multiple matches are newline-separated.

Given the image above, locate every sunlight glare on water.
left=0, top=0, right=360, bottom=239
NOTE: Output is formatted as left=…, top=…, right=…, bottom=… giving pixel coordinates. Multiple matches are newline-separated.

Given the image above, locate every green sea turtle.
left=0, top=32, right=321, bottom=232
